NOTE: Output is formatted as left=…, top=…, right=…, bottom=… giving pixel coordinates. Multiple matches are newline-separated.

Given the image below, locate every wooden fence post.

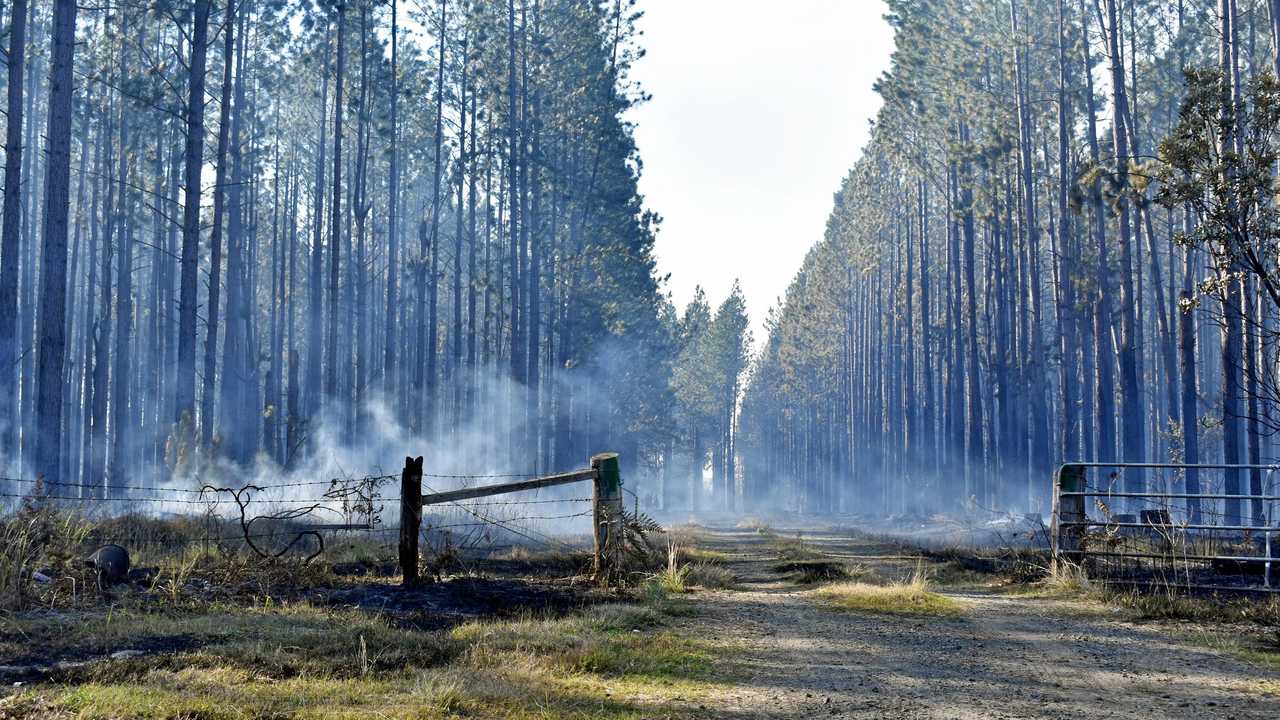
left=399, top=456, right=423, bottom=588
left=592, top=452, right=622, bottom=582
left=1052, top=463, right=1086, bottom=569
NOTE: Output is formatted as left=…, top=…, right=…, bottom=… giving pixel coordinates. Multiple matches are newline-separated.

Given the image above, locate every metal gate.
left=1051, top=462, right=1279, bottom=592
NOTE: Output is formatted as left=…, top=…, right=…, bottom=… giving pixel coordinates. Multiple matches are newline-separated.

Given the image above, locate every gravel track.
left=669, top=527, right=1278, bottom=719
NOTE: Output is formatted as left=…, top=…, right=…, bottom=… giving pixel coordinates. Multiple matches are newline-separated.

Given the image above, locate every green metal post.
left=592, top=452, right=622, bottom=581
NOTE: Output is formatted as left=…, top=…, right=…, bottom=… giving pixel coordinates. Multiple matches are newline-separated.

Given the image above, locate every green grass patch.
left=1187, top=628, right=1280, bottom=674
left=4, top=600, right=730, bottom=720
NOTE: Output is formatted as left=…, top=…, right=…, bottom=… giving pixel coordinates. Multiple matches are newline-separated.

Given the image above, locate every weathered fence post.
left=1051, top=463, right=1086, bottom=569
left=592, top=452, right=623, bottom=582
left=399, top=456, right=423, bottom=588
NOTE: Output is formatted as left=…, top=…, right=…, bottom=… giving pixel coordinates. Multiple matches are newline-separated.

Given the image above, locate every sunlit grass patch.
left=1001, top=560, right=1096, bottom=600
left=7, top=602, right=455, bottom=682
left=9, top=601, right=728, bottom=720
left=768, top=534, right=823, bottom=561
left=815, top=567, right=962, bottom=617
left=1187, top=628, right=1280, bottom=674
left=678, top=546, right=730, bottom=564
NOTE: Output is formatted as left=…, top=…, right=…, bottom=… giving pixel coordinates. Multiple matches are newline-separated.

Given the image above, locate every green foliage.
left=1157, top=67, right=1280, bottom=309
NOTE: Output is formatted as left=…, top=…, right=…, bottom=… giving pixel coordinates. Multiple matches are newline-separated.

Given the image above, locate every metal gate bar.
left=1051, top=462, right=1279, bottom=591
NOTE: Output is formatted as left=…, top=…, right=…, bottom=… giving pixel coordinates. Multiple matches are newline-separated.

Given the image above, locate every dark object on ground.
left=85, top=544, right=130, bottom=586
left=127, top=567, right=159, bottom=584
left=774, top=560, right=851, bottom=584
left=320, top=576, right=595, bottom=630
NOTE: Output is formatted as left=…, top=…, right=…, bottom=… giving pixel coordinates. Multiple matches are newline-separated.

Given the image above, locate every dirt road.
left=669, top=526, right=1277, bottom=719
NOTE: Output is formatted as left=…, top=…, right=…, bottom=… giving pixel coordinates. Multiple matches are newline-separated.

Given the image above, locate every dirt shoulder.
left=672, top=525, right=1279, bottom=719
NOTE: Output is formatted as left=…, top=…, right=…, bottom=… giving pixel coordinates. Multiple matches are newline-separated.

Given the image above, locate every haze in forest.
left=630, top=0, right=894, bottom=338
left=5, top=0, right=1280, bottom=530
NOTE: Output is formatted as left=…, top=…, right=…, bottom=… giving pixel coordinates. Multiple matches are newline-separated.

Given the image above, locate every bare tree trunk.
left=307, top=30, right=331, bottom=417
left=326, top=3, right=346, bottom=402
left=34, top=0, right=78, bottom=483
left=201, top=0, right=236, bottom=443
left=427, top=0, right=447, bottom=435
left=0, top=0, right=28, bottom=464
left=176, top=0, right=212, bottom=427
left=383, top=0, right=399, bottom=397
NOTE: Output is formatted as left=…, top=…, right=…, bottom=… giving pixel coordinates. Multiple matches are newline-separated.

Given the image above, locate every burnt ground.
left=318, top=574, right=601, bottom=630
left=670, top=525, right=1280, bottom=719
left=0, top=551, right=607, bottom=685
left=3, top=527, right=1278, bottom=718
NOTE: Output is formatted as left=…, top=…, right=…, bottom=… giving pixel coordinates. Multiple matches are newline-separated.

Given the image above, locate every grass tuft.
left=651, top=541, right=690, bottom=594
left=685, top=562, right=736, bottom=589
left=774, top=560, right=870, bottom=585
left=815, top=563, right=962, bottom=617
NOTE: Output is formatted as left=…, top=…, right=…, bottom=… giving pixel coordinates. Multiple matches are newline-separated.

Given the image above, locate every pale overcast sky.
left=628, top=0, right=894, bottom=343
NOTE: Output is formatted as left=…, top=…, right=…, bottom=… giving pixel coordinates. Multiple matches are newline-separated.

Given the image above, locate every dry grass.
left=1187, top=627, right=1280, bottom=674
left=1, top=501, right=95, bottom=611
left=767, top=533, right=823, bottom=561
left=815, top=564, right=963, bottom=617
left=685, top=562, right=736, bottom=589
left=2, top=599, right=730, bottom=719
left=774, top=559, right=869, bottom=585
left=650, top=541, right=690, bottom=594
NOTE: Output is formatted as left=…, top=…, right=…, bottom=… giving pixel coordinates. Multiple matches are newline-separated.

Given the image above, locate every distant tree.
left=0, top=0, right=28, bottom=463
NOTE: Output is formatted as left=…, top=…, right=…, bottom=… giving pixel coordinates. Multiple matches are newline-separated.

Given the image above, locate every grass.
left=685, top=562, right=736, bottom=589
left=1, top=600, right=730, bottom=720
left=650, top=541, right=691, bottom=594
left=814, top=564, right=963, bottom=617
left=678, top=546, right=730, bottom=565
left=774, top=559, right=865, bottom=585
left=1187, top=628, right=1280, bottom=674
left=766, top=532, right=823, bottom=562
left=0, top=506, right=729, bottom=719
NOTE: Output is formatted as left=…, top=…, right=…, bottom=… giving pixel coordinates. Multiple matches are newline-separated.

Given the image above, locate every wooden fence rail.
left=398, top=452, right=621, bottom=588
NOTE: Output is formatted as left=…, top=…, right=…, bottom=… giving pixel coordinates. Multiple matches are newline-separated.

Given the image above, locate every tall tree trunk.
left=307, top=30, right=331, bottom=417
left=383, top=0, right=399, bottom=397
left=424, top=0, right=446, bottom=435
left=1221, top=0, right=1245, bottom=525
left=34, top=0, right=78, bottom=483
left=201, top=0, right=236, bottom=443
left=326, top=3, right=345, bottom=402
left=109, top=16, right=133, bottom=491
left=1054, top=0, right=1080, bottom=461
left=1104, top=0, right=1144, bottom=496
left=0, top=0, right=28, bottom=465
left=176, top=0, right=212, bottom=427
left=959, top=121, right=984, bottom=495
left=453, top=26, right=468, bottom=428
left=220, top=7, right=251, bottom=462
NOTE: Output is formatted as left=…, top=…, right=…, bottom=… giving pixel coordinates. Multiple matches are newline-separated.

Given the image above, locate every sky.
left=628, top=0, right=895, bottom=345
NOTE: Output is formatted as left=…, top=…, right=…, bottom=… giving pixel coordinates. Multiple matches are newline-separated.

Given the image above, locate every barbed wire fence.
left=0, top=464, right=602, bottom=567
